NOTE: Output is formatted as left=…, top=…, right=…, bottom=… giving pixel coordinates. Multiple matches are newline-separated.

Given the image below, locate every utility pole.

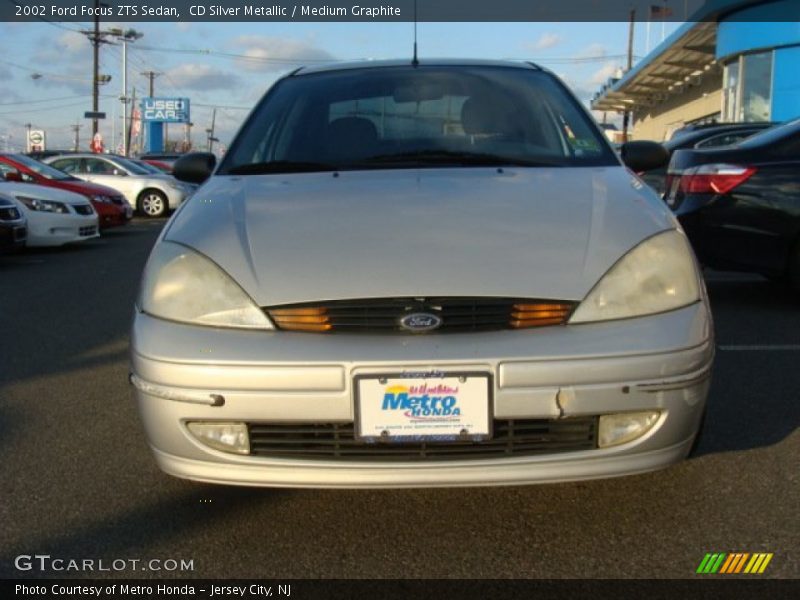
left=24, top=123, right=31, bottom=152
left=72, top=121, right=82, bottom=151
left=622, top=9, right=635, bottom=143
left=141, top=70, right=160, bottom=97
left=206, top=108, right=217, bottom=152
left=126, top=87, right=137, bottom=156
left=92, top=0, right=100, bottom=137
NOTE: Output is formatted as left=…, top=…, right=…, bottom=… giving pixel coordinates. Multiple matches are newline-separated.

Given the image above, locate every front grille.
left=74, top=205, right=94, bottom=216
left=265, top=297, right=577, bottom=333
left=79, top=225, right=97, bottom=237
left=248, top=418, right=597, bottom=461
left=0, top=207, right=20, bottom=221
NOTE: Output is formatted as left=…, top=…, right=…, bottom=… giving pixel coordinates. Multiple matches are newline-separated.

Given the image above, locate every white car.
left=0, top=181, right=99, bottom=247
left=43, top=154, right=194, bottom=218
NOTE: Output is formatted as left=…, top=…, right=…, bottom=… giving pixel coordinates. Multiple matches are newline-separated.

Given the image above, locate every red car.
left=0, top=153, right=132, bottom=228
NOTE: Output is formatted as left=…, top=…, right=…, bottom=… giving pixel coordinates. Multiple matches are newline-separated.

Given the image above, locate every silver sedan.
left=131, top=60, right=713, bottom=488
left=43, top=154, right=194, bottom=218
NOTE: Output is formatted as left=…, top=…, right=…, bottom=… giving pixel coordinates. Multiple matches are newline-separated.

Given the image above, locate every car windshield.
left=9, top=153, right=74, bottom=180
left=220, top=65, right=617, bottom=174
left=113, top=156, right=152, bottom=175
left=134, top=160, right=164, bottom=174
left=733, top=118, right=800, bottom=149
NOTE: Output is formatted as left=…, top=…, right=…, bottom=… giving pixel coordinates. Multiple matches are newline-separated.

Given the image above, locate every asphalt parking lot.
left=0, top=219, right=797, bottom=579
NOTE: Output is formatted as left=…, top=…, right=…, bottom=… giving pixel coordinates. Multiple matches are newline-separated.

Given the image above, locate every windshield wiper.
left=358, top=150, right=563, bottom=168
left=226, top=161, right=339, bottom=175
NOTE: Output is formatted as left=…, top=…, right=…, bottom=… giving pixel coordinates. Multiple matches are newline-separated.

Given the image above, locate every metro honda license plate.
left=355, top=372, right=492, bottom=442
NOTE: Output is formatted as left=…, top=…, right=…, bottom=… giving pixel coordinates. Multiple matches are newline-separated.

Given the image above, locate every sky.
left=0, top=20, right=681, bottom=153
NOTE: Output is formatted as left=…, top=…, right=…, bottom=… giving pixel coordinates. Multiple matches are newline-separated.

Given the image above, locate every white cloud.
left=525, top=32, right=562, bottom=51
left=230, top=35, right=335, bottom=71
left=590, top=62, right=620, bottom=86
left=577, top=43, right=608, bottom=60
left=165, top=64, right=240, bottom=91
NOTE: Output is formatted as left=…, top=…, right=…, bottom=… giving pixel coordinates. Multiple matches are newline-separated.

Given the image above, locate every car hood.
left=0, top=181, right=90, bottom=205
left=165, top=167, right=675, bottom=306
left=45, top=179, right=122, bottom=198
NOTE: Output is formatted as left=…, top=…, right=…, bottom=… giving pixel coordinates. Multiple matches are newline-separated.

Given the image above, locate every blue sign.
left=142, top=97, right=190, bottom=123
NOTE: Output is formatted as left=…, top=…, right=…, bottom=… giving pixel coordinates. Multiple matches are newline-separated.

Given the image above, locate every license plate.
left=355, top=372, right=492, bottom=442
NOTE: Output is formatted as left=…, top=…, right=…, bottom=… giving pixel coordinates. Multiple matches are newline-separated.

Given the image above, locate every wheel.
left=138, top=189, right=168, bottom=218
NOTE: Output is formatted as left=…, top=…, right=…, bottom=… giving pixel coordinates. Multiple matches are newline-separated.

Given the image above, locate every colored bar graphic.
left=718, top=554, right=735, bottom=573
left=698, top=552, right=773, bottom=574
left=758, top=553, right=773, bottom=574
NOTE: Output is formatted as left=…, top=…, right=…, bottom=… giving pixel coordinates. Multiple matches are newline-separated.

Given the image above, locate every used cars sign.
left=142, top=97, right=190, bottom=123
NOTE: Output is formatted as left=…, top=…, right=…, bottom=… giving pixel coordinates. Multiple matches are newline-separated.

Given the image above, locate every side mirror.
left=112, top=168, right=127, bottom=177
left=620, top=141, right=669, bottom=173
left=4, top=171, right=23, bottom=182
left=174, top=153, right=216, bottom=184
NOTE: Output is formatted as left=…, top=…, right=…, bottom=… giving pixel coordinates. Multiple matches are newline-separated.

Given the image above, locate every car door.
left=82, top=158, right=137, bottom=206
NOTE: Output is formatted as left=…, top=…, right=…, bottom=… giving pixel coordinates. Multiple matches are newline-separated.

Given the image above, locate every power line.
left=134, top=44, right=341, bottom=65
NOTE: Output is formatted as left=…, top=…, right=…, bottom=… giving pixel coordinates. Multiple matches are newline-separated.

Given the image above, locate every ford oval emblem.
left=399, top=312, right=443, bottom=332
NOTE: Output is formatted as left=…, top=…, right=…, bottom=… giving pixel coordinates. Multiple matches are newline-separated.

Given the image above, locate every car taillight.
left=678, top=164, right=756, bottom=195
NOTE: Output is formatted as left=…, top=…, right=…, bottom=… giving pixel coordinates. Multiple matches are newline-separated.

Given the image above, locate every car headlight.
left=16, top=196, right=69, bottom=214
left=569, top=229, right=701, bottom=323
left=138, top=241, right=274, bottom=330
left=91, top=194, right=113, bottom=203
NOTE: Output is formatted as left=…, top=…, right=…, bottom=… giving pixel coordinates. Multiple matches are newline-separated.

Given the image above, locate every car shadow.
left=691, top=274, right=799, bottom=457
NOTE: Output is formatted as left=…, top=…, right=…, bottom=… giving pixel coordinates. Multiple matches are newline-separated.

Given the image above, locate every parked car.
left=141, top=159, right=173, bottom=174
left=138, top=152, right=183, bottom=169
left=131, top=60, right=713, bottom=488
left=0, top=181, right=98, bottom=247
left=638, top=122, right=775, bottom=196
left=665, top=118, right=800, bottom=288
left=0, top=153, right=131, bottom=228
left=0, top=192, right=27, bottom=253
left=43, top=153, right=194, bottom=218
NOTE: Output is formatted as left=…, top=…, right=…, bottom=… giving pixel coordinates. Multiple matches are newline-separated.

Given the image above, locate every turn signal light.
left=269, top=307, right=332, bottom=332
left=510, top=302, right=574, bottom=329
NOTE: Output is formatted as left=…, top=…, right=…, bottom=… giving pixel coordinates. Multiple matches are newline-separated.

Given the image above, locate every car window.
left=694, top=130, right=759, bottom=149
left=221, top=66, right=617, bottom=173
left=85, top=158, right=116, bottom=175
left=50, top=158, right=81, bottom=173
left=0, top=162, right=16, bottom=178
left=7, top=154, right=73, bottom=180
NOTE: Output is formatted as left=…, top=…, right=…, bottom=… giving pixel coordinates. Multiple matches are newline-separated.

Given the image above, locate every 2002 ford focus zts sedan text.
left=130, top=60, right=714, bottom=488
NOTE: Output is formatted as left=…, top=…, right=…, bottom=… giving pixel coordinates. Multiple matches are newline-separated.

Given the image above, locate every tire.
left=137, top=189, right=168, bottom=218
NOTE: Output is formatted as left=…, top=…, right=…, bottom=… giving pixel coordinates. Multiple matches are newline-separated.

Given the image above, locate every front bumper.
left=131, top=302, right=714, bottom=488
left=24, top=212, right=99, bottom=247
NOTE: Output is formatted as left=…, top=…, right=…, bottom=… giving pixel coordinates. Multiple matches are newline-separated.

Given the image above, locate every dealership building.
left=591, top=0, right=800, bottom=141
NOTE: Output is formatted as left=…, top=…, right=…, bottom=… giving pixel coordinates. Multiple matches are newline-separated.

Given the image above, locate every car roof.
left=293, top=58, right=543, bottom=76
left=665, top=122, right=775, bottom=150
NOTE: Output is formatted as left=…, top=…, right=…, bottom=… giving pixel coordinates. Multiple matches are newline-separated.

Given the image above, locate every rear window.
left=220, top=65, right=616, bottom=174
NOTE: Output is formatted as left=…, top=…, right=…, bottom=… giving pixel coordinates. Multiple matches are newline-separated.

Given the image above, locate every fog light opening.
left=598, top=411, right=660, bottom=448
left=187, top=422, right=250, bottom=455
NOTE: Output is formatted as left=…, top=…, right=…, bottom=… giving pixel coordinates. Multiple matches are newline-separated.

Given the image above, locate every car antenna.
left=412, top=0, right=419, bottom=67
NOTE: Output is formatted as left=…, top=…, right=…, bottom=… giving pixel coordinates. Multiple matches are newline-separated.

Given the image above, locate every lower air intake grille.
left=265, top=297, right=576, bottom=333
left=248, top=418, right=597, bottom=461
